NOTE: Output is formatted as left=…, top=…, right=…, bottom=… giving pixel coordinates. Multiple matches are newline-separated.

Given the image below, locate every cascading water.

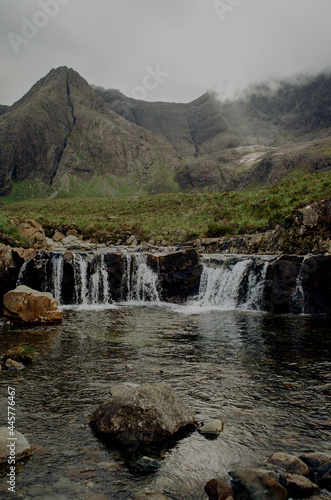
left=191, top=256, right=268, bottom=311
left=122, top=253, right=160, bottom=303
left=294, top=256, right=308, bottom=314
left=51, top=253, right=64, bottom=304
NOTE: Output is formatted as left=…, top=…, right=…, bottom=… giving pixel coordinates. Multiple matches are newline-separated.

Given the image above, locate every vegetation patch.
left=0, top=170, right=330, bottom=244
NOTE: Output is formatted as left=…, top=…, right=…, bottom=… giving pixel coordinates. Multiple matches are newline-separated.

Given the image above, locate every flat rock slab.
left=90, top=383, right=197, bottom=444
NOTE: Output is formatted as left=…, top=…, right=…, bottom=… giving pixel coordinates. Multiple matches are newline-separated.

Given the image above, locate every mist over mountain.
left=0, top=67, right=330, bottom=199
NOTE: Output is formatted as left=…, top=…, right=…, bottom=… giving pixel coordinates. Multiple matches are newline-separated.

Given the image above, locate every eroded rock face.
left=89, top=383, right=197, bottom=444
left=3, top=285, right=62, bottom=324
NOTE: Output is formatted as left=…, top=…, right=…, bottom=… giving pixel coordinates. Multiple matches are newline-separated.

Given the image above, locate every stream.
left=0, top=303, right=330, bottom=499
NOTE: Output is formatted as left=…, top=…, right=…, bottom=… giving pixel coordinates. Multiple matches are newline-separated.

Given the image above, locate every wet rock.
left=281, top=472, right=320, bottom=498
left=4, top=358, right=25, bottom=371
left=3, top=285, right=63, bottom=324
left=299, top=452, right=331, bottom=489
left=3, top=346, right=35, bottom=365
left=204, top=478, right=235, bottom=499
left=299, top=451, right=331, bottom=470
left=147, top=249, right=202, bottom=302
left=229, top=469, right=287, bottom=500
left=199, top=419, right=223, bottom=436
left=0, top=427, right=32, bottom=464
left=268, top=452, right=310, bottom=476
left=89, top=382, right=197, bottom=444
left=129, top=456, right=161, bottom=476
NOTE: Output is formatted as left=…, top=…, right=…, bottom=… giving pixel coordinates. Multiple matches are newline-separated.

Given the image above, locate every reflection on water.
left=0, top=306, right=330, bottom=499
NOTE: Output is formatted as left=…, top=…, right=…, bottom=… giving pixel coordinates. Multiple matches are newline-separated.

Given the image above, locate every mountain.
left=0, top=67, right=330, bottom=199
left=0, top=67, right=181, bottom=198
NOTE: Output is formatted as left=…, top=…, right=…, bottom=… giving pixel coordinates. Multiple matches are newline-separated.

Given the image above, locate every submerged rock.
left=229, top=469, right=287, bottom=500
left=281, top=472, right=320, bottom=498
left=89, top=383, right=197, bottom=444
left=3, top=285, right=63, bottom=324
left=268, top=452, right=310, bottom=476
left=204, top=478, right=235, bottom=500
left=0, top=427, right=32, bottom=464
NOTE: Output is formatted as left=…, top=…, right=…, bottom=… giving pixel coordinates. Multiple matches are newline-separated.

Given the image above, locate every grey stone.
left=90, top=383, right=197, bottom=443
left=0, top=427, right=32, bottom=464
left=199, top=419, right=223, bottom=436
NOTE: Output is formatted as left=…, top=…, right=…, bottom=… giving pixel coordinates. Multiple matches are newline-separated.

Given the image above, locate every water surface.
left=0, top=305, right=330, bottom=499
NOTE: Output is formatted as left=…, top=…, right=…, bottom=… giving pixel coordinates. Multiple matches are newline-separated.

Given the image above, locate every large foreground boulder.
left=89, top=383, right=197, bottom=444
left=3, top=285, right=63, bottom=324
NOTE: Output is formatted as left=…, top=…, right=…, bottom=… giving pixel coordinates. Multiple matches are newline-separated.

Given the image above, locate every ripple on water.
left=0, top=307, right=330, bottom=499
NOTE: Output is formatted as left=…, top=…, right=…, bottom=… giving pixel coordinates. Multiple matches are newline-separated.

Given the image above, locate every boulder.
left=0, top=427, right=32, bottom=464
left=268, top=452, right=310, bottom=476
left=229, top=470, right=287, bottom=500
left=299, top=452, right=331, bottom=488
left=281, top=472, right=320, bottom=498
left=204, top=479, right=235, bottom=500
left=52, top=230, right=66, bottom=242
left=89, top=383, right=197, bottom=444
left=3, top=285, right=63, bottom=324
left=12, top=218, right=46, bottom=248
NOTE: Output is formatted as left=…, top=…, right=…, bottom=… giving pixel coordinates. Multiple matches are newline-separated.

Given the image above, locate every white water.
left=52, top=254, right=64, bottom=304
left=73, top=253, right=111, bottom=306
left=294, top=256, right=308, bottom=314
left=16, top=252, right=278, bottom=313
left=123, top=253, right=160, bottom=303
left=189, top=257, right=268, bottom=312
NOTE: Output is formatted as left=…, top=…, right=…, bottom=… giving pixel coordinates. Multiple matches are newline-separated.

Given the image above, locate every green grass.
left=0, top=215, right=28, bottom=246
left=1, top=170, right=331, bottom=244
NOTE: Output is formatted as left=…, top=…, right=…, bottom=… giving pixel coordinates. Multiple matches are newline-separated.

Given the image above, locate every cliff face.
left=0, top=68, right=330, bottom=198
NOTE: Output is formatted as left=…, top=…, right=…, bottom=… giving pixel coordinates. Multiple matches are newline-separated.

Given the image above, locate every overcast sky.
left=1, top=0, right=331, bottom=105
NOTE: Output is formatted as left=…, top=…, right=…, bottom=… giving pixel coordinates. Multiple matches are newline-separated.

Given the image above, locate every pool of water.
left=0, top=305, right=330, bottom=499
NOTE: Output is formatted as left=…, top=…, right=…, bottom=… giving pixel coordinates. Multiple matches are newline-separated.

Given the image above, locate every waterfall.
left=16, top=261, right=29, bottom=286
left=123, top=253, right=160, bottom=303
left=73, top=253, right=110, bottom=305
left=192, top=256, right=268, bottom=311
left=294, top=256, right=308, bottom=314
left=51, top=254, right=64, bottom=304
left=73, top=254, right=88, bottom=305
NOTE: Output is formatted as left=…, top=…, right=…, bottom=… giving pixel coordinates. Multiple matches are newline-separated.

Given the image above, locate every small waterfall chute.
left=123, top=253, right=161, bottom=303
left=191, top=256, right=268, bottom=311
left=51, top=253, right=64, bottom=305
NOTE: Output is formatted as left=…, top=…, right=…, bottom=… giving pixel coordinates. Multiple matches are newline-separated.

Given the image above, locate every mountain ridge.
left=0, top=66, right=330, bottom=200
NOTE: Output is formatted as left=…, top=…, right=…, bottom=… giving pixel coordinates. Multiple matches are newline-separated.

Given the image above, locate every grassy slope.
left=1, top=170, right=331, bottom=244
